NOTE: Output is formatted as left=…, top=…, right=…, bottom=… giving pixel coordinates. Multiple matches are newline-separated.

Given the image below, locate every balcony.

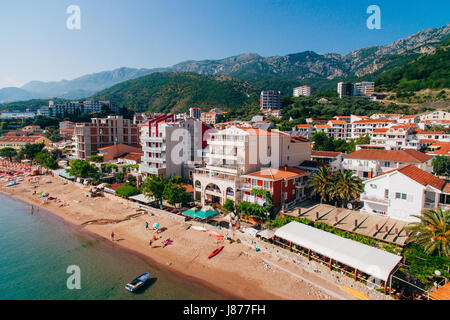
left=206, top=153, right=239, bottom=161
left=142, top=156, right=165, bottom=164
left=141, top=136, right=165, bottom=143
left=208, top=139, right=246, bottom=147
left=139, top=163, right=165, bottom=175
left=144, top=146, right=166, bottom=153
left=360, top=193, right=389, bottom=205
left=205, top=163, right=242, bottom=174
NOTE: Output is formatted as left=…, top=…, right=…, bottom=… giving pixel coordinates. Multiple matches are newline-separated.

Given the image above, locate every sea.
left=0, top=193, right=225, bottom=300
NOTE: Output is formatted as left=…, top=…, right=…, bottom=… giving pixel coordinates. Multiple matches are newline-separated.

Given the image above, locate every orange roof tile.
left=374, top=164, right=445, bottom=191
left=245, top=166, right=309, bottom=180
left=0, top=136, right=46, bottom=143
left=315, top=125, right=331, bottom=129
left=373, top=128, right=388, bottom=133
left=344, top=149, right=432, bottom=163
left=430, top=282, right=450, bottom=300
left=329, top=120, right=347, bottom=124
left=311, top=151, right=342, bottom=158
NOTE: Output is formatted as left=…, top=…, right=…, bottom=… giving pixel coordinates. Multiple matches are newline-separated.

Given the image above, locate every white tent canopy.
left=257, top=229, right=274, bottom=239
left=243, top=227, right=259, bottom=237
left=274, top=222, right=402, bottom=281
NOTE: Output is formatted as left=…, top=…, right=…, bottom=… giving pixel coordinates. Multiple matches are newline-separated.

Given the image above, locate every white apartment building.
left=193, top=126, right=311, bottom=206
left=351, top=119, right=394, bottom=139
left=39, top=99, right=113, bottom=117
left=139, top=114, right=213, bottom=179
left=293, top=85, right=311, bottom=97
left=419, top=110, right=450, bottom=122
left=361, top=164, right=450, bottom=222
left=342, top=149, right=433, bottom=179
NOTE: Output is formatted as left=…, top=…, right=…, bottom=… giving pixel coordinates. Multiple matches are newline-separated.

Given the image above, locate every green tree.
left=355, top=134, right=370, bottom=145
left=115, top=186, right=139, bottom=198
left=68, top=159, right=100, bottom=179
left=0, top=147, right=17, bottom=162
left=142, top=175, right=166, bottom=208
left=44, top=126, right=61, bottom=142
left=406, top=209, right=450, bottom=257
left=163, top=179, right=191, bottom=207
left=308, top=166, right=333, bottom=203
left=223, top=199, right=235, bottom=214
left=17, top=143, right=45, bottom=160
left=50, top=149, right=63, bottom=160
left=432, top=156, right=450, bottom=177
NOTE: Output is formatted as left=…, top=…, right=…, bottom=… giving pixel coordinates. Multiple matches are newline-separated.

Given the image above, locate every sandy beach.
left=0, top=174, right=355, bottom=300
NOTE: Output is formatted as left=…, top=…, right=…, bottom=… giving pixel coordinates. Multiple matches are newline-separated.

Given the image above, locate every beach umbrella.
left=153, top=222, right=160, bottom=228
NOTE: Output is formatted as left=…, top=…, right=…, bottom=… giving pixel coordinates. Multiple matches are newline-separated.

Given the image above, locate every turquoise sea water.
left=0, top=193, right=225, bottom=300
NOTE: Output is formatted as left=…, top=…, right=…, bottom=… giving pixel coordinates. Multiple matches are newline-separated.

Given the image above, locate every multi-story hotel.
left=337, top=82, right=353, bottom=99
left=293, top=85, right=311, bottom=97
left=337, top=81, right=374, bottom=99
left=260, top=90, right=282, bottom=111
left=193, top=126, right=311, bottom=210
left=189, top=107, right=201, bottom=119
left=139, top=114, right=213, bottom=179
left=39, top=99, right=114, bottom=117
left=73, top=115, right=140, bottom=160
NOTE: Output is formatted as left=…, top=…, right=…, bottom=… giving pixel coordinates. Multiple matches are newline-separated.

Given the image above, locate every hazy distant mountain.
left=1, top=23, right=449, bottom=104
left=0, top=87, right=41, bottom=104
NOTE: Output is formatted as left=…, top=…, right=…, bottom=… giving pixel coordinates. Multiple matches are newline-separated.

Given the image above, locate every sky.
left=0, top=0, right=449, bottom=89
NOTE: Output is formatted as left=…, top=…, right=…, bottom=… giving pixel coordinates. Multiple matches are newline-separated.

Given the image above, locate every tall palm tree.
left=406, top=208, right=450, bottom=257
left=334, top=170, right=364, bottom=208
left=308, top=166, right=333, bottom=203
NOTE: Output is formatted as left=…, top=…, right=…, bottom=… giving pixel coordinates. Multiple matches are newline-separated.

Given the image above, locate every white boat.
left=5, top=181, right=19, bottom=187
left=191, top=226, right=207, bottom=232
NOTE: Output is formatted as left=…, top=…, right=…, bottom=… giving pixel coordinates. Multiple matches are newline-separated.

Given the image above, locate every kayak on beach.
left=208, top=246, right=224, bottom=259
left=125, top=272, right=150, bottom=292
left=5, top=181, right=19, bottom=187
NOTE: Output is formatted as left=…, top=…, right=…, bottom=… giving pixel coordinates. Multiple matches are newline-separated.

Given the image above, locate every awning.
left=257, top=229, right=274, bottom=239
left=243, top=227, right=259, bottom=237
left=274, top=222, right=402, bottom=281
left=182, top=208, right=218, bottom=220
left=129, top=194, right=154, bottom=204
left=53, top=169, right=75, bottom=180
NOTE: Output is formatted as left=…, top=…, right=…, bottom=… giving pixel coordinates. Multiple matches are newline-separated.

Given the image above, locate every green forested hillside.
left=376, top=39, right=450, bottom=92
left=94, top=72, right=260, bottom=113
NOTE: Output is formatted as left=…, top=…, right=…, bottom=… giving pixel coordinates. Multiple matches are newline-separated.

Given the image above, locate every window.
left=384, top=161, right=390, bottom=167
left=395, top=192, right=401, bottom=199
left=384, top=189, right=389, bottom=199
left=251, top=179, right=257, bottom=186
left=263, top=180, right=270, bottom=190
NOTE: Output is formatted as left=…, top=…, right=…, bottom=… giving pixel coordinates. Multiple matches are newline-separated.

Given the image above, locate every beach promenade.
left=0, top=174, right=358, bottom=300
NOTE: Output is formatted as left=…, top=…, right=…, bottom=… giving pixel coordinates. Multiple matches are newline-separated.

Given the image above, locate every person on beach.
left=145, top=222, right=149, bottom=230
left=149, top=239, right=153, bottom=247
left=111, top=232, right=115, bottom=241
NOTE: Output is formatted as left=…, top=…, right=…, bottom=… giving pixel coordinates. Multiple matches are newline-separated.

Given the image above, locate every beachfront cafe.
left=273, top=221, right=403, bottom=294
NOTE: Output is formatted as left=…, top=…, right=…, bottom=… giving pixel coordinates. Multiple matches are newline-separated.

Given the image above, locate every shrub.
left=115, top=186, right=139, bottom=198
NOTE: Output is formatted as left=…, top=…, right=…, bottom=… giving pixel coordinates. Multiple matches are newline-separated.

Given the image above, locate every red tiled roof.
left=315, top=125, right=331, bottom=129
left=123, top=153, right=143, bottom=162
left=0, top=136, right=45, bottom=143
left=374, top=164, right=445, bottom=191
left=329, top=120, right=347, bottom=124
left=245, top=166, right=309, bottom=180
left=182, top=184, right=194, bottom=193
left=295, top=124, right=311, bottom=128
left=373, top=128, right=388, bottom=134
left=344, top=149, right=432, bottom=163
left=311, top=150, right=342, bottom=158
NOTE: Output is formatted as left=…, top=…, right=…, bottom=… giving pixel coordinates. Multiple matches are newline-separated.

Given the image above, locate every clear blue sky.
left=0, top=0, right=448, bottom=89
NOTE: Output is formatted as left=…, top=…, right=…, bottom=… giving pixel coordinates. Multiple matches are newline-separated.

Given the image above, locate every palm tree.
left=308, top=166, right=333, bottom=203
left=406, top=208, right=450, bottom=257
left=334, top=170, right=364, bottom=208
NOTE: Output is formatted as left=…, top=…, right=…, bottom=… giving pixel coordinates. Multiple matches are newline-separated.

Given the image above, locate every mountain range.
left=0, top=22, right=449, bottom=104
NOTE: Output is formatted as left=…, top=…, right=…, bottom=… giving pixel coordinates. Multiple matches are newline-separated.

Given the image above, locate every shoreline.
left=0, top=192, right=241, bottom=300
left=0, top=176, right=353, bottom=300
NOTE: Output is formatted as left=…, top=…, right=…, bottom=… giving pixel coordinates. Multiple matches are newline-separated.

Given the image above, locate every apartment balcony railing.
left=144, top=146, right=166, bottom=153
left=193, top=169, right=239, bottom=183
left=360, top=193, right=389, bottom=205
left=142, top=156, right=165, bottom=164
left=296, top=181, right=309, bottom=188
left=139, top=163, right=165, bottom=175
left=141, top=136, right=165, bottom=143
left=208, top=139, right=246, bottom=147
